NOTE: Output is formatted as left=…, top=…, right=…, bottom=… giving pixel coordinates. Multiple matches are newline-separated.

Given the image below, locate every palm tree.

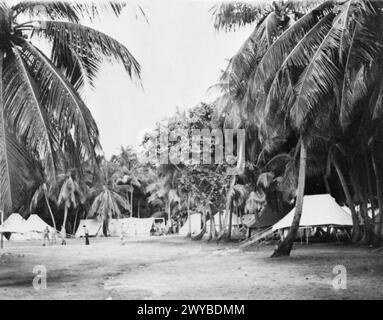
left=213, top=0, right=383, bottom=255
left=0, top=1, right=141, bottom=217
left=56, top=172, right=87, bottom=237
left=30, top=181, right=57, bottom=230
left=88, top=164, right=131, bottom=236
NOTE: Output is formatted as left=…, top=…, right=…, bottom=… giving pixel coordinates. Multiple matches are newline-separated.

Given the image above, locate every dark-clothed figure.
left=83, top=225, right=90, bottom=245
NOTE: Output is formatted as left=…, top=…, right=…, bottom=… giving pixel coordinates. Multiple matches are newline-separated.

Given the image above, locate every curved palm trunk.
left=187, top=195, right=191, bottom=237
left=272, top=139, right=306, bottom=257
left=0, top=51, right=5, bottom=248
left=350, top=176, right=372, bottom=245
left=207, top=207, right=217, bottom=241
left=137, top=199, right=140, bottom=218
left=130, top=190, right=133, bottom=217
left=228, top=202, right=233, bottom=240
left=324, top=175, right=331, bottom=194
left=0, top=50, right=11, bottom=218
left=372, top=150, right=383, bottom=244
left=167, top=201, right=171, bottom=226
left=332, top=160, right=360, bottom=242
left=218, top=208, right=223, bottom=233
left=363, top=148, right=376, bottom=231
left=61, top=206, right=68, bottom=238
left=360, top=192, right=373, bottom=245
left=191, top=206, right=207, bottom=241
left=44, top=194, right=57, bottom=230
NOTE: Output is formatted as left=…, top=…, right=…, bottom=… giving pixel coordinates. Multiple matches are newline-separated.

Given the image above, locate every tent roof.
left=0, top=214, right=28, bottom=233
left=75, top=219, right=101, bottom=237
left=25, top=215, right=55, bottom=232
left=272, top=194, right=353, bottom=231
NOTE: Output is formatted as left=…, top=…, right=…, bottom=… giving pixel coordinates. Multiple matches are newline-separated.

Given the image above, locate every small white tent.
left=0, top=214, right=30, bottom=241
left=19, top=215, right=56, bottom=240
left=179, top=213, right=202, bottom=235
left=124, top=218, right=154, bottom=236
left=76, top=218, right=155, bottom=238
left=25, top=215, right=55, bottom=232
left=0, top=213, right=28, bottom=234
left=272, top=194, right=353, bottom=231
left=75, top=219, right=102, bottom=238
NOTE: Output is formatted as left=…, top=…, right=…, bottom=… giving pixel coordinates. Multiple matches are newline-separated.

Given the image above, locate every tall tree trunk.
left=187, top=194, right=191, bottom=237
left=130, top=190, right=133, bottom=217
left=207, top=208, right=213, bottom=241
left=363, top=148, right=376, bottom=228
left=73, top=209, right=78, bottom=234
left=223, top=177, right=236, bottom=239
left=351, top=174, right=372, bottom=245
left=167, top=201, right=171, bottom=223
left=218, top=208, right=223, bottom=233
left=332, top=160, right=360, bottom=242
left=191, top=205, right=207, bottom=241
left=324, top=175, right=331, bottom=194
left=0, top=49, right=11, bottom=218
left=137, top=199, right=140, bottom=218
left=359, top=192, right=372, bottom=245
left=62, top=206, right=68, bottom=238
left=372, top=149, right=383, bottom=244
left=44, top=194, right=57, bottom=230
left=272, top=139, right=307, bottom=257
left=228, top=202, right=233, bottom=240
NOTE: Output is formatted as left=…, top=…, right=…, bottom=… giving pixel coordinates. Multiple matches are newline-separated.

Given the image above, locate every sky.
left=84, top=0, right=253, bottom=158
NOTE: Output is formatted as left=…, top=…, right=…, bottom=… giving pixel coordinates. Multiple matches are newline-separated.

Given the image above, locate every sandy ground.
left=0, top=235, right=382, bottom=300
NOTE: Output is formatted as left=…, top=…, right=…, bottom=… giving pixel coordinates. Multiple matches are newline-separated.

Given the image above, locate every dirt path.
left=0, top=236, right=382, bottom=299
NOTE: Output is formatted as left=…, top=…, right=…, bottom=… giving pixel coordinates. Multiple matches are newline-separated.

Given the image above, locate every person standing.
left=83, top=225, right=90, bottom=245
left=42, top=226, right=50, bottom=246
left=60, top=226, right=66, bottom=245
left=120, top=222, right=126, bottom=245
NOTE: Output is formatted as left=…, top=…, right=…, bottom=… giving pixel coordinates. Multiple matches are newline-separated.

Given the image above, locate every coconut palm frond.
left=88, top=188, right=130, bottom=220
left=32, top=20, right=141, bottom=83
left=168, top=189, right=180, bottom=204
left=256, top=11, right=336, bottom=131
left=50, top=40, right=103, bottom=91
left=221, top=9, right=283, bottom=101
left=19, top=40, right=100, bottom=163
left=11, top=1, right=127, bottom=22
left=211, top=1, right=271, bottom=31
left=245, top=190, right=265, bottom=214
left=257, top=172, right=275, bottom=189
left=286, top=10, right=345, bottom=129
left=4, top=47, right=57, bottom=182
left=340, top=22, right=383, bottom=129
left=0, top=126, right=40, bottom=216
left=249, top=1, right=335, bottom=107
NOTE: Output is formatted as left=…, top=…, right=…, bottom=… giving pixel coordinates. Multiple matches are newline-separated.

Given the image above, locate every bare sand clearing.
left=0, top=235, right=382, bottom=300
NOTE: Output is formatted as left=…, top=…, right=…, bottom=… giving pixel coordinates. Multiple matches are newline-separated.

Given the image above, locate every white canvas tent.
left=108, top=218, right=154, bottom=237
left=124, top=218, right=154, bottom=236
left=272, top=194, right=353, bottom=231
left=18, top=215, right=57, bottom=240
left=75, top=219, right=102, bottom=238
left=179, top=213, right=202, bottom=235
left=76, top=218, right=155, bottom=238
left=25, top=215, right=55, bottom=232
left=0, top=213, right=28, bottom=235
